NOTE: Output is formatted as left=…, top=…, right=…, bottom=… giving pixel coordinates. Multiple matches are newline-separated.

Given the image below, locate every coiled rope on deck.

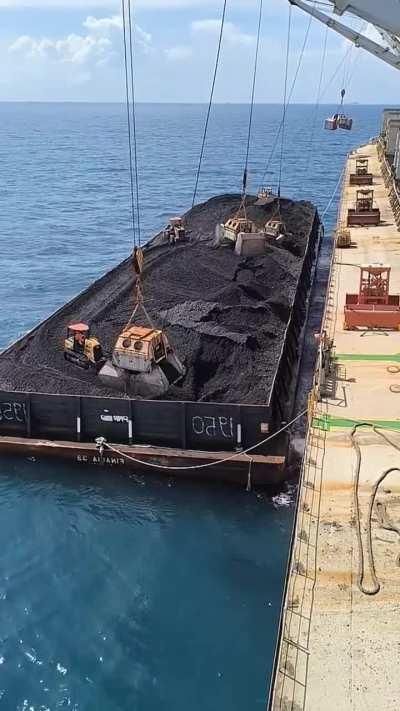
left=350, top=423, right=400, bottom=595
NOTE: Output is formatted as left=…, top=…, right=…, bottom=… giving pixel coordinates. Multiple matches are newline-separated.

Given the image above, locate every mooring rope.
left=95, top=408, right=307, bottom=472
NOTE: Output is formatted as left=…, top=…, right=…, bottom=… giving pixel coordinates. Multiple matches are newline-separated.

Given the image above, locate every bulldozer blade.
left=64, top=350, right=90, bottom=370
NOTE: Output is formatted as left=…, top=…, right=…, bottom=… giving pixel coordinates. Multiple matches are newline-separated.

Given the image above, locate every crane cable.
left=278, top=2, right=292, bottom=198
left=192, top=0, right=227, bottom=208
left=121, top=0, right=139, bottom=247
left=260, top=4, right=315, bottom=192
left=319, top=20, right=366, bottom=102
left=304, top=24, right=328, bottom=176
left=241, top=0, right=264, bottom=203
left=127, top=0, right=141, bottom=246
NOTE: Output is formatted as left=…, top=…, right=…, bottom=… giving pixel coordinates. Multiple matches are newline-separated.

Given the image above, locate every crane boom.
left=329, top=2, right=400, bottom=37
left=289, top=0, right=400, bottom=71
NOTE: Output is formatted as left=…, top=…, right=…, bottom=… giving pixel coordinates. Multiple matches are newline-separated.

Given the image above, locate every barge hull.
left=0, top=436, right=286, bottom=488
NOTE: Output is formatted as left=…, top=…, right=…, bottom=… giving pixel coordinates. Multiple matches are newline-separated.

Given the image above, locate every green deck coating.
left=313, top=414, right=400, bottom=431
left=335, top=353, right=400, bottom=363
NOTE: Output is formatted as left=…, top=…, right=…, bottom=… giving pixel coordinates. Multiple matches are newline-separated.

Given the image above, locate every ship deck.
left=271, top=142, right=400, bottom=710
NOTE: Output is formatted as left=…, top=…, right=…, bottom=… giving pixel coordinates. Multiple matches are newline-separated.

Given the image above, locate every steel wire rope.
left=127, top=0, right=141, bottom=245
left=341, top=20, right=367, bottom=92
left=241, top=0, right=264, bottom=200
left=121, top=0, right=138, bottom=246
left=304, top=24, right=329, bottom=177
left=277, top=3, right=292, bottom=198
left=260, top=4, right=315, bottom=192
left=318, top=19, right=366, bottom=102
left=192, top=0, right=227, bottom=208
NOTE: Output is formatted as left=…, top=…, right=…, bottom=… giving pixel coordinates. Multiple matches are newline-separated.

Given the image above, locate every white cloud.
left=9, top=13, right=152, bottom=67
left=164, top=45, right=193, bottom=61
left=82, top=15, right=122, bottom=33
left=10, top=33, right=113, bottom=65
left=191, top=19, right=255, bottom=46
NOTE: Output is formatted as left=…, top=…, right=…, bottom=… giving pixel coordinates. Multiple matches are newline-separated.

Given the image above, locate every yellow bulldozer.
left=163, top=217, right=186, bottom=245
left=64, top=323, right=104, bottom=370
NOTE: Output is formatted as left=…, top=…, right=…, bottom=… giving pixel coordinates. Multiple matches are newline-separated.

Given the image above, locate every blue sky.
left=0, top=0, right=399, bottom=102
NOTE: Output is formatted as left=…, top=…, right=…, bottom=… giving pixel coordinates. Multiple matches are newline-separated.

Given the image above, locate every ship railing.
left=377, top=137, right=400, bottom=231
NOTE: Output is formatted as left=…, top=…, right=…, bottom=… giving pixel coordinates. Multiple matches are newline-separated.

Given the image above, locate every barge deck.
left=270, top=141, right=400, bottom=708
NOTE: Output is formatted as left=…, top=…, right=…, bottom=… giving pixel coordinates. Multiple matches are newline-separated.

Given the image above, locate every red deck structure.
left=349, top=158, right=373, bottom=186
left=347, top=189, right=380, bottom=226
left=344, top=265, right=400, bottom=330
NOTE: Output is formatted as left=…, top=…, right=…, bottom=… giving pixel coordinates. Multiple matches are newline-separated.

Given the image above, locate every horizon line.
left=0, top=100, right=396, bottom=106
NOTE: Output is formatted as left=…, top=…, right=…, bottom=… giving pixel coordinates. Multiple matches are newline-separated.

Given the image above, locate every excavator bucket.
left=214, top=217, right=255, bottom=247
left=98, top=325, right=186, bottom=398
left=98, top=356, right=185, bottom=399
left=98, top=360, right=170, bottom=398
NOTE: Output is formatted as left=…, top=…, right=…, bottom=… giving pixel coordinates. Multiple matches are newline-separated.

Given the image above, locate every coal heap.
left=0, top=194, right=317, bottom=405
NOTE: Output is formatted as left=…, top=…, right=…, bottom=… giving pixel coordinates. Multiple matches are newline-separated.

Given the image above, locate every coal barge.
left=0, top=194, right=321, bottom=487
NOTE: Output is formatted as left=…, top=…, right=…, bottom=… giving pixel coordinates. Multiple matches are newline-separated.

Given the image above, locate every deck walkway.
left=271, top=142, right=400, bottom=711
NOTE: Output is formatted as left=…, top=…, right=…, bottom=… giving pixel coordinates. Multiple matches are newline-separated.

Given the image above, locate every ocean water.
left=0, top=102, right=383, bottom=710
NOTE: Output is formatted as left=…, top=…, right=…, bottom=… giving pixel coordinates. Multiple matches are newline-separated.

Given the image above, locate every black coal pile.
left=0, top=194, right=317, bottom=404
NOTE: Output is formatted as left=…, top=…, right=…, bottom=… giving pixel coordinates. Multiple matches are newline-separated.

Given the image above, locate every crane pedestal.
left=347, top=189, right=380, bottom=226
left=344, top=264, right=400, bottom=330
left=349, top=158, right=373, bottom=185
